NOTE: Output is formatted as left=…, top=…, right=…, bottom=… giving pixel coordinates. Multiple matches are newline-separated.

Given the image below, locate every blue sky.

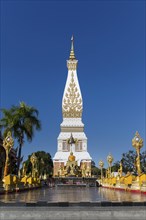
left=1, top=0, right=145, bottom=167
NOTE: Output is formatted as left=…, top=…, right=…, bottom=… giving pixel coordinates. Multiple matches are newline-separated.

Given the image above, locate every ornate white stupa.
left=53, top=36, right=92, bottom=176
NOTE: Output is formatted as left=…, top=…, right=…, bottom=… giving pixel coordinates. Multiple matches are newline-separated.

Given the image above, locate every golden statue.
left=63, top=152, right=79, bottom=177
left=58, top=165, right=65, bottom=177
left=81, top=162, right=86, bottom=177
left=3, top=131, right=14, bottom=177
left=68, top=152, right=76, bottom=162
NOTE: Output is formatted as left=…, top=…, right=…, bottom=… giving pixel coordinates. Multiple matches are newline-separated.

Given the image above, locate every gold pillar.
left=30, top=153, right=38, bottom=178
left=3, top=131, right=14, bottom=177
left=99, top=160, right=104, bottom=179
left=107, top=153, right=113, bottom=178
left=132, top=131, right=143, bottom=176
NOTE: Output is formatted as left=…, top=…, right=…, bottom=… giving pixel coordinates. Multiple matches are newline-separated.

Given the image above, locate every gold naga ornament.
left=62, top=72, right=82, bottom=118
left=3, top=131, right=14, bottom=177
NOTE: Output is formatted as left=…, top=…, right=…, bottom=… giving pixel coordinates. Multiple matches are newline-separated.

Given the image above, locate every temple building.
left=53, top=37, right=92, bottom=176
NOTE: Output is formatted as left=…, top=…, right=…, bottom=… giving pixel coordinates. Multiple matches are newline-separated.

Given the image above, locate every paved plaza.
left=0, top=187, right=146, bottom=220
left=0, top=187, right=146, bottom=203
left=0, top=206, right=146, bottom=220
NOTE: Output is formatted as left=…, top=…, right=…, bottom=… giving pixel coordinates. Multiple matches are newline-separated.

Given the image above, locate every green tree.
left=141, top=151, right=146, bottom=173
left=121, top=150, right=137, bottom=174
left=112, top=150, right=146, bottom=174
left=111, top=161, right=120, bottom=172
left=91, top=160, right=100, bottom=177
left=0, top=102, right=41, bottom=174
left=24, top=151, right=53, bottom=177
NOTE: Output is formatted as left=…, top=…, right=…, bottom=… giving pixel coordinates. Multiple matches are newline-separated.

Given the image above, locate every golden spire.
left=69, top=35, right=75, bottom=60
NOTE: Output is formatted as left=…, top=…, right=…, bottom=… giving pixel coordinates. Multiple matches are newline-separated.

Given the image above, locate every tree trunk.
left=17, top=133, right=23, bottom=175
left=17, top=144, right=22, bottom=175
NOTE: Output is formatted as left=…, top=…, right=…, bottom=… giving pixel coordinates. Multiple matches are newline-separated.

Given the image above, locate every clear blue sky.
left=1, top=0, right=145, bottom=167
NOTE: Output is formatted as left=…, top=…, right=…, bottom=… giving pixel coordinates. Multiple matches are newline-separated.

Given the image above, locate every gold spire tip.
left=69, top=35, right=75, bottom=60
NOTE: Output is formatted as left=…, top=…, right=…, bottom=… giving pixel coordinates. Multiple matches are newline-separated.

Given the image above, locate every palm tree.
left=0, top=101, right=41, bottom=174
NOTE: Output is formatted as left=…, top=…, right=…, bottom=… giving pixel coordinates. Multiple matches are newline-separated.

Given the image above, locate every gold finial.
left=132, top=131, right=143, bottom=150
left=69, top=35, right=75, bottom=60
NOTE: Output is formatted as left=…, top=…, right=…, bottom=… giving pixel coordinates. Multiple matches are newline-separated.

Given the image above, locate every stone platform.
left=57, top=184, right=86, bottom=187
left=53, top=177, right=97, bottom=187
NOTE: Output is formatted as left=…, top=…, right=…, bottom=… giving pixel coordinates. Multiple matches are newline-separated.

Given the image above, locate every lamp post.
left=132, top=131, right=143, bottom=176
left=107, top=153, right=113, bottom=178
left=99, top=160, right=104, bottom=179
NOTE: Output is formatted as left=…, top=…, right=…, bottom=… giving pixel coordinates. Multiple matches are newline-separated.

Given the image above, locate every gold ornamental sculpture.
left=65, top=152, right=79, bottom=177
left=3, top=131, right=14, bottom=177
left=99, top=132, right=145, bottom=193
left=118, top=161, right=123, bottom=177
left=132, top=131, right=143, bottom=176
left=62, top=72, right=82, bottom=118
left=30, top=153, right=38, bottom=178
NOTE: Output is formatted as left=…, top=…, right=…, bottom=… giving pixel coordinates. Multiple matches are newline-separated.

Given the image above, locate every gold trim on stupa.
left=62, top=72, right=82, bottom=118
